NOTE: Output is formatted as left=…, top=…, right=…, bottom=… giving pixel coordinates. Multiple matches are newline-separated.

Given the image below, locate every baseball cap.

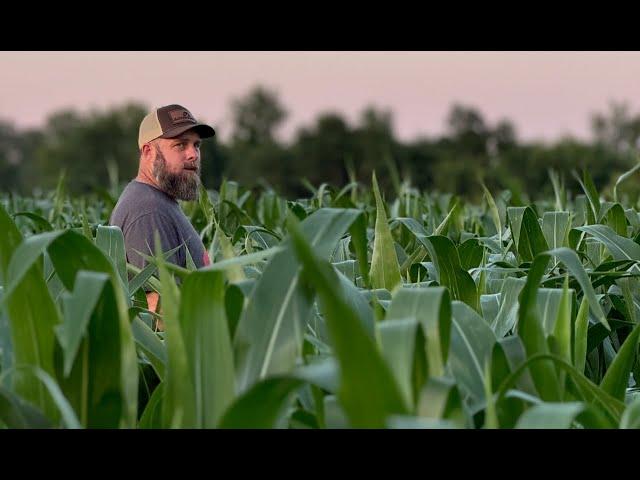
left=138, top=104, right=215, bottom=149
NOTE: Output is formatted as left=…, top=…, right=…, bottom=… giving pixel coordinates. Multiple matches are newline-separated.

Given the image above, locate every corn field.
left=1, top=167, right=640, bottom=429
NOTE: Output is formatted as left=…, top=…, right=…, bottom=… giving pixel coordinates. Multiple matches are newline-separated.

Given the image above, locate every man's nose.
left=186, top=145, right=199, bottom=160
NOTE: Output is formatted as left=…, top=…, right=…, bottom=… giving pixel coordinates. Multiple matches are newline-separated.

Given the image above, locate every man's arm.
left=124, top=213, right=181, bottom=332
left=147, top=291, right=160, bottom=313
left=124, top=212, right=183, bottom=270
left=146, top=291, right=165, bottom=331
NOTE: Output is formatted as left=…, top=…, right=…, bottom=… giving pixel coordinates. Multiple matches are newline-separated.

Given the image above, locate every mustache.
left=183, top=162, right=200, bottom=171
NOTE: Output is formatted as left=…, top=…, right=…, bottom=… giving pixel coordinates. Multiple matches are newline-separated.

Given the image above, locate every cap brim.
left=160, top=123, right=216, bottom=140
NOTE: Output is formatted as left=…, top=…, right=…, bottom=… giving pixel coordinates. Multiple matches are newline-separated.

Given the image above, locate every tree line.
left=1, top=86, right=639, bottom=202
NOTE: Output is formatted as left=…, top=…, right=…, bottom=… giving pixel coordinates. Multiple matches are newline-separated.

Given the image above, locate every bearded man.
left=110, top=104, right=215, bottom=314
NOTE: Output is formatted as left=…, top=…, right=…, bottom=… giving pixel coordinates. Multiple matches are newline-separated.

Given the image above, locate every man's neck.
left=135, top=171, right=160, bottom=189
left=134, top=172, right=177, bottom=201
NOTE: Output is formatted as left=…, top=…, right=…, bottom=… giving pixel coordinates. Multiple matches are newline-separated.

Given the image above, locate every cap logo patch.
left=168, top=109, right=196, bottom=124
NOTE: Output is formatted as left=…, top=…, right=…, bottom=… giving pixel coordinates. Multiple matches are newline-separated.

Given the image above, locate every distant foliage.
left=1, top=88, right=639, bottom=205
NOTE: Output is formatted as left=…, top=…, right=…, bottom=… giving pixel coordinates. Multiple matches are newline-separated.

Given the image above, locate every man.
left=110, top=104, right=215, bottom=314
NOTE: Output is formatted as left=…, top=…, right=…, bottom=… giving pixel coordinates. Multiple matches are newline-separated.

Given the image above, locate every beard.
left=152, top=147, right=200, bottom=201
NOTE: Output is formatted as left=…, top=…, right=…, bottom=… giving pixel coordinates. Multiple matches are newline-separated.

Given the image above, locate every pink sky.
left=1, top=51, right=639, bottom=144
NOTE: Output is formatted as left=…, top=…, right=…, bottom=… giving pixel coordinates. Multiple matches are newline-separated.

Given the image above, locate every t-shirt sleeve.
left=123, top=212, right=184, bottom=270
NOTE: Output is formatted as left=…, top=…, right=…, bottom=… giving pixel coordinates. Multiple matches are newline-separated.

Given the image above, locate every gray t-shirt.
left=109, top=180, right=209, bottom=271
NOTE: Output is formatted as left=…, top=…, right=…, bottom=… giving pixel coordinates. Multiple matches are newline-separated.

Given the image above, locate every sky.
left=1, top=51, right=639, bottom=144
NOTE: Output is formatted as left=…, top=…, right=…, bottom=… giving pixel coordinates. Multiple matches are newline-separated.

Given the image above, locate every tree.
left=230, top=86, right=287, bottom=146
left=447, top=104, right=488, bottom=136
left=0, top=120, right=24, bottom=191
left=33, top=103, right=147, bottom=193
left=200, top=140, right=232, bottom=190
left=492, top=119, right=517, bottom=148
left=292, top=113, right=355, bottom=190
left=446, top=104, right=491, bottom=157
left=225, top=86, right=292, bottom=192
left=352, top=106, right=400, bottom=191
left=591, top=101, right=640, bottom=155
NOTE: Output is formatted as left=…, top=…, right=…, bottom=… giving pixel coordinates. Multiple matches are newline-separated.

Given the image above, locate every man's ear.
left=141, top=142, right=154, bottom=159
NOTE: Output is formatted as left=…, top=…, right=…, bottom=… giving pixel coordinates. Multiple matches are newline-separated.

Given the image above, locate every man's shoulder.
left=113, top=181, right=175, bottom=212
left=127, top=210, right=176, bottom=228
left=110, top=181, right=178, bottom=228
left=120, top=181, right=173, bottom=203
